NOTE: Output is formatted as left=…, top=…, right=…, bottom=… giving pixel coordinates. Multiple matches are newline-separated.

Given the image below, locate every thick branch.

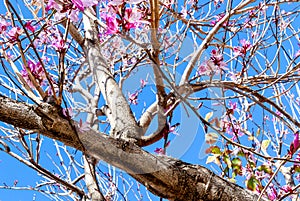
left=0, top=95, right=266, bottom=201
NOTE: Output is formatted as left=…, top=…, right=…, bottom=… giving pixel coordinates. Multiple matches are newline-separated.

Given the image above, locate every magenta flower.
left=21, top=60, right=46, bottom=87
left=71, top=0, right=84, bottom=11
left=289, top=131, right=300, bottom=155
left=281, top=185, right=293, bottom=193
left=52, top=38, right=67, bottom=52
left=154, top=147, right=164, bottom=154
left=128, top=91, right=138, bottom=105
left=266, top=185, right=277, bottom=200
left=140, top=79, right=147, bottom=88
left=102, top=14, right=119, bottom=34
left=123, top=8, right=142, bottom=30
left=0, top=18, right=10, bottom=34
left=25, top=21, right=36, bottom=32
left=7, top=26, right=23, bottom=41
left=46, top=0, right=61, bottom=12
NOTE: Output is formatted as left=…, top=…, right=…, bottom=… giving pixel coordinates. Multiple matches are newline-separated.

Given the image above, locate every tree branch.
left=0, top=95, right=266, bottom=201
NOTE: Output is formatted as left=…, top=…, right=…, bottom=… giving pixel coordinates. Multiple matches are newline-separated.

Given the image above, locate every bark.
left=0, top=95, right=267, bottom=201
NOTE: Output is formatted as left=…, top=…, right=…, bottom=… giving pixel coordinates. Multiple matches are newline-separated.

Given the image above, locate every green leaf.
left=246, top=176, right=259, bottom=191
left=223, top=155, right=232, bottom=169
left=232, top=158, right=241, bottom=168
left=261, top=140, right=270, bottom=150
left=211, top=146, right=221, bottom=154
left=257, top=165, right=272, bottom=174
left=294, top=166, right=300, bottom=173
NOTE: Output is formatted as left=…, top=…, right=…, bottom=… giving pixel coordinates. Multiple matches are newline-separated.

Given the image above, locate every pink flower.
left=295, top=50, right=300, bottom=58
left=78, top=119, right=90, bottom=132
left=0, top=19, right=10, bottom=34
left=197, top=64, right=209, bottom=76
left=266, top=185, right=277, bottom=200
left=7, top=26, right=23, bottom=41
left=197, top=49, right=227, bottom=76
left=154, top=147, right=164, bottom=154
left=281, top=185, right=293, bottom=193
left=128, top=91, right=138, bottom=105
left=46, top=0, right=61, bottom=12
left=211, top=13, right=225, bottom=26
left=234, top=39, right=252, bottom=56
left=140, top=79, right=147, bottom=88
left=62, top=107, right=74, bottom=118
left=52, top=38, right=67, bottom=52
left=210, top=49, right=227, bottom=70
left=71, top=0, right=84, bottom=11
left=168, top=123, right=180, bottom=136
left=25, top=21, right=36, bottom=32
left=21, top=60, right=46, bottom=87
left=102, top=14, right=119, bottom=34
left=289, top=131, right=300, bottom=155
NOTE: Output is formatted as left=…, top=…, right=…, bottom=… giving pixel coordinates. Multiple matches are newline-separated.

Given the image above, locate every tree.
left=0, top=0, right=299, bottom=200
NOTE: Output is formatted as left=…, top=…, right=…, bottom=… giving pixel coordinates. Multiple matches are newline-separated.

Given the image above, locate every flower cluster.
left=197, top=49, right=227, bottom=76
left=127, top=79, right=147, bottom=105
left=233, top=39, right=252, bottom=57
left=21, top=60, right=46, bottom=87
left=100, top=1, right=149, bottom=35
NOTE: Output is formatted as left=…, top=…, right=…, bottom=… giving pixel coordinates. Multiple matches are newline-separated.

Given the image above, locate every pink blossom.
left=69, top=9, right=79, bottom=22
left=46, top=0, right=61, bottom=12
left=211, top=13, right=225, bottom=26
left=52, top=38, right=67, bottom=52
left=108, top=0, right=124, bottom=6
left=7, top=26, right=23, bottom=41
left=234, top=39, right=252, bottom=56
left=197, top=50, right=227, bottom=76
left=289, top=131, right=300, bottom=155
left=62, top=107, right=74, bottom=118
left=210, top=49, right=227, bottom=71
left=102, top=14, right=119, bottom=34
left=266, top=185, right=277, bottom=200
left=197, top=64, right=208, bottom=76
left=78, top=119, right=90, bottom=132
left=71, top=0, right=84, bottom=11
left=21, top=60, right=46, bottom=87
left=25, top=21, right=36, bottom=32
left=0, top=19, right=10, bottom=34
left=140, top=79, right=147, bottom=88
left=124, top=8, right=139, bottom=30
left=128, top=91, right=138, bottom=105
left=154, top=147, right=164, bottom=154
left=168, top=123, right=180, bottom=135
left=295, top=50, right=300, bottom=58
left=281, top=185, right=293, bottom=193
left=228, top=101, right=237, bottom=111
left=70, top=0, right=98, bottom=11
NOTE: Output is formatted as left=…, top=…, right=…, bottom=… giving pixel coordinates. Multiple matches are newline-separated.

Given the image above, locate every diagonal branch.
left=0, top=94, right=266, bottom=201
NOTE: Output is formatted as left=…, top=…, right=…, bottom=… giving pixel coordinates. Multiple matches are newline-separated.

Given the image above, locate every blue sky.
left=1, top=0, right=300, bottom=201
